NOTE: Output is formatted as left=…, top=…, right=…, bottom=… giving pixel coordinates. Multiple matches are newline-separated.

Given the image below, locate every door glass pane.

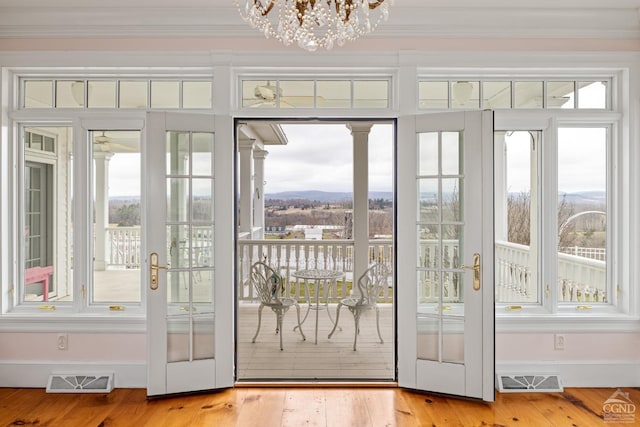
left=165, top=129, right=215, bottom=366
left=192, top=133, right=213, bottom=176
left=557, top=128, right=607, bottom=303
left=167, top=132, right=190, bottom=175
left=23, top=126, right=73, bottom=303
left=494, top=131, right=540, bottom=303
left=192, top=179, right=213, bottom=222
left=442, top=318, right=464, bottom=364
left=92, top=130, right=142, bottom=303
left=416, top=129, right=466, bottom=365
left=418, top=132, right=438, bottom=175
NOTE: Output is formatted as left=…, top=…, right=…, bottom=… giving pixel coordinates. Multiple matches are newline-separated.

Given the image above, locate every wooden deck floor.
left=1, top=386, right=637, bottom=426
left=237, top=303, right=394, bottom=381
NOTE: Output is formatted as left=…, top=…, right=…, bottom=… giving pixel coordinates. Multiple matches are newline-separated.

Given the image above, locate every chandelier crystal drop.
left=235, top=0, right=392, bottom=52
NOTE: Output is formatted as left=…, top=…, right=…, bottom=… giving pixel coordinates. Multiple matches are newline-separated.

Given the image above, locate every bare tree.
left=507, top=192, right=530, bottom=245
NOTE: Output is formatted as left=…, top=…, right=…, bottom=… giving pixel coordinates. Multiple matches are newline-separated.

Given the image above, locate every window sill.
left=496, top=310, right=640, bottom=333
left=0, top=312, right=146, bottom=333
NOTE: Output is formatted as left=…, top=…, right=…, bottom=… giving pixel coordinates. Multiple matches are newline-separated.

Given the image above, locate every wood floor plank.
left=0, top=386, right=636, bottom=426
left=281, top=388, right=327, bottom=426
left=364, top=388, right=420, bottom=427
left=324, top=388, right=371, bottom=427
left=401, top=390, right=465, bottom=427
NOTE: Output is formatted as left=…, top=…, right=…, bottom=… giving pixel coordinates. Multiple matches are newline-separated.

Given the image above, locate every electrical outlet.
left=554, top=334, right=565, bottom=350
left=57, top=333, right=68, bottom=350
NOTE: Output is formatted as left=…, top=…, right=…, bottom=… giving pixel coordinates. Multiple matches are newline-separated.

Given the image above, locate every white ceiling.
left=0, top=0, right=638, bottom=40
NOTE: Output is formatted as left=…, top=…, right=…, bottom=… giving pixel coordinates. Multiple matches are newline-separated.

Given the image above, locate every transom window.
left=240, top=78, right=391, bottom=109
left=419, top=79, right=610, bottom=110
left=21, top=79, right=212, bottom=110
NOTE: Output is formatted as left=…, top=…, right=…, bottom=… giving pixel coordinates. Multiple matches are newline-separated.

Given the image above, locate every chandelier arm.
left=296, top=1, right=310, bottom=26
left=368, top=0, right=386, bottom=10
left=255, top=0, right=276, bottom=17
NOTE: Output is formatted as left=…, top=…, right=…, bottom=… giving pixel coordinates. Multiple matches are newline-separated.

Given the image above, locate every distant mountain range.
left=265, top=190, right=393, bottom=202
left=110, top=190, right=605, bottom=206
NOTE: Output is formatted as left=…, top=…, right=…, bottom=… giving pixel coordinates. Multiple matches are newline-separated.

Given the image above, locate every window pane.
left=243, top=80, right=277, bottom=108
left=92, top=131, right=142, bottom=303
left=317, top=80, right=350, bottom=108
left=557, top=128, right=607, bottom=303
left=482, top=81, right=511, bottom=109
left=578, top=81, right=607, bottom=109
left=419, top=81, right=448, bottom=109
left=88, top=81, right=117, bottom=108
left=183, top=81, right=212, bottom=109
left=24, top=80, right=53, bottom=108
left=353, top=80, right=388, bottom=108
left=451, top=81, right=479, bottom=109
left=547, top=81, right=574, bottom=109
left=495, top=131, right=540, bottom=303
left=23, top=126, right=73, bottom=303
left=279, top=80, right=314, bottom=108
left=119, top=81, right=148, bottom=109
left=56, top=80, right=85, bottom=108
left=514, top=81, right=543, bottom=108
left=151, top=81, right=180, bottom=109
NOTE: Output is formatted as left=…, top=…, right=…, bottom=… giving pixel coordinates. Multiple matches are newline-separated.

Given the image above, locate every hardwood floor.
left=0, top=387, right=638, bottom=426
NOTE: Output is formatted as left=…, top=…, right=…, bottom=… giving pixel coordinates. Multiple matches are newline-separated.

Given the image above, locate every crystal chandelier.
left=235, top=0, right=392, bottom=52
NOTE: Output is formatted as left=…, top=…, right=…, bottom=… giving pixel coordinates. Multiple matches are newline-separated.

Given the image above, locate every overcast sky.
left=264, top=123, right=393, bottom=194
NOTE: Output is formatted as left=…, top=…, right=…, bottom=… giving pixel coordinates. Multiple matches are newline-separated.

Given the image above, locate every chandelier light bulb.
left=235, top=0, right=391, bottom=51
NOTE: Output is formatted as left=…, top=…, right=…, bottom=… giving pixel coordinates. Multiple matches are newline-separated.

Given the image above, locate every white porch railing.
left=107, top=226, right=141, bottom=269
left=237, top=239, right=393, bottom=304
left=496, top=240, right=607, bottom=303
left=105, top=228, right=607, bottom=305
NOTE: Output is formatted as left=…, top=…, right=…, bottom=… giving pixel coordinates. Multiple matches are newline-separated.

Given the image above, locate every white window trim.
left=0, top=59, right=638, bottom=334
left=494, top=109, right=638, bottom=332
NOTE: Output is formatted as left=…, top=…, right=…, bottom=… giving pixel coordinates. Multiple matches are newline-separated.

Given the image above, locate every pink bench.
left=25, top=266, right=54, bottom=301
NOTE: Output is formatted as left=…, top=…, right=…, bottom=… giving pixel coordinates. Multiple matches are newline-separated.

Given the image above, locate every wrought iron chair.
left=250, top=261, right=306, bottom=350
left=328, top=263, right=390, bottom=351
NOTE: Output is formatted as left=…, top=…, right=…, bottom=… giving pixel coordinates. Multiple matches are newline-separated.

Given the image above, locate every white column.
left=93, top=151, right=113, bottom=271
left=348, top=122, right=373, bottom=294
left=238, top=138, right=255, bottom=237
left=253, top=148, right=268, bottom=239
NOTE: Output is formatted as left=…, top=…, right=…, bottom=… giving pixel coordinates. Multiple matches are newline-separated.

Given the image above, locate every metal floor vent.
left=46, top=373, right=114, bottom=393
left=497, top=374, right=563, bottom=393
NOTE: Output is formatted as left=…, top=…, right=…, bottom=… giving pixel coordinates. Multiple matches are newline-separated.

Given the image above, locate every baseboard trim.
left=497, top=360, right=640, bottom=388
left=2, top=360, right=637, bottom=390
left=0, top=360, right=146, bottom=388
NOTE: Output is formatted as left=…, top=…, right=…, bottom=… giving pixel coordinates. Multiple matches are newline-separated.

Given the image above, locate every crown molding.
left=0, top=7, right=638, bottom=40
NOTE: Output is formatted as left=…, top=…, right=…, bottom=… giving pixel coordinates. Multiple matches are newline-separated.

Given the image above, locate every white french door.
left=146, top=112, right=234, bottom=397
left=397, top=111, right=495, bottom=401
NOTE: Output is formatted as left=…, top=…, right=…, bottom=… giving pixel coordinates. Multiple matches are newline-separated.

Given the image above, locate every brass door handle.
left=460, top=252, right=481, bottom=291
left=150, top=252, right=169, bottom=290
